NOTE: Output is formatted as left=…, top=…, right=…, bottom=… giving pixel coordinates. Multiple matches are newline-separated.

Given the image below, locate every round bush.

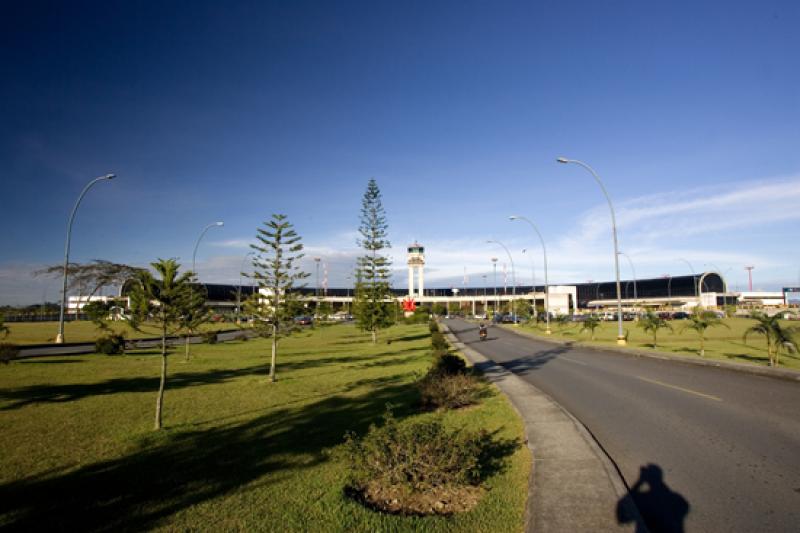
left=0, top=343, right=19, bottom=364
left=95, top=334, right=125, bottom=355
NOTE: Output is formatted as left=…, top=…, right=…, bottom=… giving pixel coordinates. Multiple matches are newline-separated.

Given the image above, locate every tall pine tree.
left=353, top=179, right=394, bottom=343
left=245, top=214, right=309, bottom=382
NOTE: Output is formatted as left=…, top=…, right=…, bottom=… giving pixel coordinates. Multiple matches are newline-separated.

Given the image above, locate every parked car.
left=294, top=315, right=313, bottom=325
left=671, top=311, right=689, bottom=320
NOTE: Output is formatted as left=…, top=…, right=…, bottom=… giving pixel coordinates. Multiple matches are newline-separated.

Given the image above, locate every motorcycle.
left=479, top=327, right=488, bottom=341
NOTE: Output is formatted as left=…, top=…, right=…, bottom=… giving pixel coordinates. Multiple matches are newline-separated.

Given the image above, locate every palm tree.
left=744, top=311, right=799, bottom=367
left=580, top=315, right=601, bottom=340
left=128, top=259, right=202, bottom=430
left=682, top=308, right=728, bottom=357
left=638, top=311, right=673, bottom=349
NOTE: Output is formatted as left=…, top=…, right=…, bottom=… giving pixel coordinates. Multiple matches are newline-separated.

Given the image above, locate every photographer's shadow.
left=617, top=463, right=689, bottom=533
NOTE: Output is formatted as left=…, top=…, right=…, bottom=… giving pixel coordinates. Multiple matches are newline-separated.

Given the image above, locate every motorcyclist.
left=479, top=323, right=487, bottom=339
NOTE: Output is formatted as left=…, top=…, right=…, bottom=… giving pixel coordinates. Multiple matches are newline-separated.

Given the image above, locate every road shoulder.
left=441, top=322, right=643, bottom=532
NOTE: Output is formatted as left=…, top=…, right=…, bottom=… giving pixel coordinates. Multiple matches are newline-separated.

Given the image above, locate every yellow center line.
left=636, top=375, right=722, bottom=402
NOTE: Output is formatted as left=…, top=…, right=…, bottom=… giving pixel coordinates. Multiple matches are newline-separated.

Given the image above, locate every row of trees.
left=575, top=308, right=798, bottom=366
left=99, top=179, right=394, bottom=430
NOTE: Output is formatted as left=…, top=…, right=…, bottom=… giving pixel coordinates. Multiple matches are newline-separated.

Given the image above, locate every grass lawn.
left=516, top=317, right=800, bottom=369
left=3, top=320, right=233, bottom=345
left=0, top=323, right=530, bottom=532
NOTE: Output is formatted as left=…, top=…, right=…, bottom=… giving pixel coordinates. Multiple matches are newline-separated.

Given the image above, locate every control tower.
left=407, top=243, right=425, bottom=298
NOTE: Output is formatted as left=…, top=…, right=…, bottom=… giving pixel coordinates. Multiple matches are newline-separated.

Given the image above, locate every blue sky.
left=1, top=1, right=799, bottom=304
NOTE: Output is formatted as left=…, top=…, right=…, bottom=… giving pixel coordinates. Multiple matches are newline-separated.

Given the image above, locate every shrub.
left=0, top=343, right=19, bottom=364
left=95, top=334, right=125, bottom=355
left=430, top=331, right=448, bottom=351
left=429, top=320, right=439, bottom=333
left=418, top=371, right=483, bottom=410
left=203, top=331, right=218, bottom=344
left=342, top=410, right=491, bottom=515
left=432, top=353, right=467, bottom=376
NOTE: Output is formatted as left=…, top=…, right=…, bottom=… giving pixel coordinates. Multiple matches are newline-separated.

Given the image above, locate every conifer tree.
left=128, top=258, right=202, bottom=430
left=245, top=214, right=309, bottom=382
left=353, top=179, right=394, bottom=343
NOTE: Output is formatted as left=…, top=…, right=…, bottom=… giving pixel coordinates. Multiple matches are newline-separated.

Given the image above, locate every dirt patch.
left=349, top=481, right=485, bottom=516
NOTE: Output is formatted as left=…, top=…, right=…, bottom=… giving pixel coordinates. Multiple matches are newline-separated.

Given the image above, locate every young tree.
left=181, top=285, right=211, bottom=361
left=316, top=300, right=334, bottom=321
left=0, top=315, right=9, bottom=339
left=353, top=179, right=394, bottom=343
left=681, top=308, right=728, bottom=357
left=128, top=259, right=202, bottom=430
left=638, top=310, right=673, bottom=349
left=83, top=300, right=113, bottom=334
left=744, top=311, right=799, bottom=367
left=244, top=214, right=309, bottom=382
left=580, top=315, right=601, bottom=340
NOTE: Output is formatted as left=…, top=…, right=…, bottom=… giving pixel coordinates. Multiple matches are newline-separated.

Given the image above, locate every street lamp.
left=491, top=258, right=498, bottom=317
left=618, top=251, right=638, bottom=315
left=192, top=221, right=224, bottom=276
left=487, top=240, right=517, bottom=323
left=678, top=257, right=697, bottom=299
left=56, top=173, right=116, bottom=343
left=557, top=157, right=626, bottom=344
left=187, top=221, right=223, bottom=358
left=314, top=257, right=321, bottom=298
left=510, top=215, right=551, bottom=334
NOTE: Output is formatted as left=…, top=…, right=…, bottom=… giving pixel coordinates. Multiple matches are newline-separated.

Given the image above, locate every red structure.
left=402, top=297, right=416, bottom=312
left=745, top=266, right=754, bottom=291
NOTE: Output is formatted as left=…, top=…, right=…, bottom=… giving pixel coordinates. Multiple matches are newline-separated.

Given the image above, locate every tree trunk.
left=700, top=335, right=705, bottom=357
left=184, top=333, right=190, bottom=361
left=653, top=331, right=657, bottom=349
left=155, top=331, right=167, bottom=430
left=270, top=324, right=277, bottom=382
left=371, top=328, right=377, bottom=344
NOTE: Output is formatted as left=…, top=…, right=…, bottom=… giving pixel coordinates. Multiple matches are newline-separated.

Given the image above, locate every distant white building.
left=736, top=291, right=785, bottom=307
left=67, top=295, right=119, bottom=312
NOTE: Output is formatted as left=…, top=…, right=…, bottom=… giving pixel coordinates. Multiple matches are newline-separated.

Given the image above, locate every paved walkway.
left=442, top=323, right=644, bottom=532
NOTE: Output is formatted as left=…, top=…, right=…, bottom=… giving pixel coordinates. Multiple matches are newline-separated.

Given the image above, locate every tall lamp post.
left=487, top=240, right=517, bottom=323
left=557, top=157, right=626, bottom=345
left=192, top=221, right=224, bottom=277
left=510, top=216, right=551, bottom=334
left=187, top=221, right=223, bottom=358
left=618, top=251, right=638, bottom=315
left=678, top=257, right=697, bottom=300
left=56, top=173, right=116, bottom=343
left=491, top=258, right=498, bottom=317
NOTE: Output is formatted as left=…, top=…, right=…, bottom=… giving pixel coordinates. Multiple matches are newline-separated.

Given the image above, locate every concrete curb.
left=441, top=323, right=644, bottom=533
left=501, top=325, right=800, bottom=383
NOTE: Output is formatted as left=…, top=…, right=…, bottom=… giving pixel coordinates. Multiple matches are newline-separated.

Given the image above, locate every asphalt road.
left=445, top=318, right=800, bottom=533
left=17, top=330, right=250, bottom=358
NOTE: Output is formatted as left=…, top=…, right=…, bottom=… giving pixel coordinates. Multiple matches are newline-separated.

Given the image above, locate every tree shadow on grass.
left=0, top=363, right=267, bottom=411
left=389, top=332, right=430, bottom=343
left=0, top=382, right=419, bottom=532
left=16, top=360, right=83, bottom=364
left=722, top=352, right=769, bottom=364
